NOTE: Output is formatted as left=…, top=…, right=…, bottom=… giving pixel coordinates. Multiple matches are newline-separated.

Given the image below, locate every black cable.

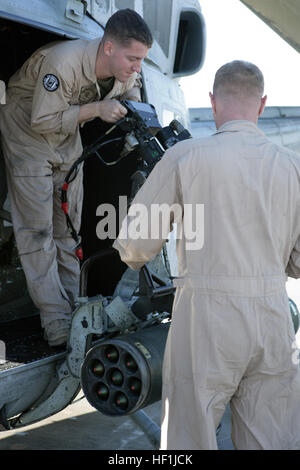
left=65, top=136, right=124, bottom=184
left=61, top=135, right=126, bottom=260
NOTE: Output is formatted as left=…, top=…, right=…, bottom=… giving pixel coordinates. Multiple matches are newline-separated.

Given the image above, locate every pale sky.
left=180, top=0, right=300, bottom=108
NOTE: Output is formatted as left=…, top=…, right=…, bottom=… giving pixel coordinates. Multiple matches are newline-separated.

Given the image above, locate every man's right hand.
left=96, top=99, right=128, bottom=123
left=78, top=99, right=128, bottom=125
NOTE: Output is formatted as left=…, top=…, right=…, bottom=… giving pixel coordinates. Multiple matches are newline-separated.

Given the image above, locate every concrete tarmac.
left=0, top=393, right=161, bottom=450
left=0, top=393, right=234, bottom=450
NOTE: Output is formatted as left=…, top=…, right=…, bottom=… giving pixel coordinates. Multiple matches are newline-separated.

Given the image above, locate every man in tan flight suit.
left=113, top=61, right=300, bottom=449
left=0, top=9, right=153, bottom=346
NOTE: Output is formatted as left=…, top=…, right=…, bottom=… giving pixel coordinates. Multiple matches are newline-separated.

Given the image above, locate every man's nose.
left=132, top=61, right=142, bottom=73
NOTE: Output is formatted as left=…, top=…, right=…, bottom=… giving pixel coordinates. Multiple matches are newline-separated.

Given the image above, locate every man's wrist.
left=78, top=102, right=100, bottom=124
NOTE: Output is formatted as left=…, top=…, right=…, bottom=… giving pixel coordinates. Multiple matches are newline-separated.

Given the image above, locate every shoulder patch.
left=43, top=74, right=60, bottom=92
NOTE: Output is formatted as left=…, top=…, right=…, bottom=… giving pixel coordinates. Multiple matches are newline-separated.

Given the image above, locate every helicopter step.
left=0, top=315, right=74, bottom=430
left=0, top=315, right=66, bottom=372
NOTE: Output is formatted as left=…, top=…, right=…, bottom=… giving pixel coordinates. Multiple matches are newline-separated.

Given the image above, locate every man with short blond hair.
left=114, top=60, right=300, bottom=449
left=213, top=60, right=264, bottom=97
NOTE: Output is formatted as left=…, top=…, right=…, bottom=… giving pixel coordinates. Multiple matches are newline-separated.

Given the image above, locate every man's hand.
left=97, top=99, right=128, bottom=123
left=78, top=99, right=127, bottom=125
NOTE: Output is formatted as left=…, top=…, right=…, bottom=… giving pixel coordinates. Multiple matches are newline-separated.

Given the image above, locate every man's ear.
left=209, top=92, right=216, bottom=115
left=103, top=40, right=114, bottom=57
left=258, top=95, right=267, bottom=117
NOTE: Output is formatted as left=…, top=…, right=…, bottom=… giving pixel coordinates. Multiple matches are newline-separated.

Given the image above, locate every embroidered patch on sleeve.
left=43, top=74, right=60, bottom=92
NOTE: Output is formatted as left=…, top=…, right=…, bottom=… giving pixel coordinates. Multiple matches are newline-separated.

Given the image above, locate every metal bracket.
left=66, top=296, right=108, bottom=378
left=65, top=0, right=87, bottom=23
left=104, top=296, right=138, bottom=330
left=10, top=375, right=80, bottom=428
left=140, top=265, right=175, bottom=299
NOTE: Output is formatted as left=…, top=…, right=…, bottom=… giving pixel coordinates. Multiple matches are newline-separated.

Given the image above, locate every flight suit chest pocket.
left=78, top=85, right=98, bottom=105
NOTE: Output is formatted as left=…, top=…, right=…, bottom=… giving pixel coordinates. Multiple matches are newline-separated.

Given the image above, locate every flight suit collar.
left=82, top=37, right=102, bottom=83
left=214, top=120, right=265, bottom=136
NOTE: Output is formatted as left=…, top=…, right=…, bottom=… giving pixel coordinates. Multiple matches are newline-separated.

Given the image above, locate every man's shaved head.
left=213, top=60, right=264, bottom=100
left=209, top=60, right=267, bottom=129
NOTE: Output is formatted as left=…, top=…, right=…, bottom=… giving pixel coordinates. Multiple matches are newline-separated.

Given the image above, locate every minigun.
left=116, top=100, right=192, bottom=173
left=61, top=100, right=192, bottom=259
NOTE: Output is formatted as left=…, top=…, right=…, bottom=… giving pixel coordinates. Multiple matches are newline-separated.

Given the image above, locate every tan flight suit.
left=113, top=120, right=300, bottom=450
left=0, top=37, right=141, bottom=328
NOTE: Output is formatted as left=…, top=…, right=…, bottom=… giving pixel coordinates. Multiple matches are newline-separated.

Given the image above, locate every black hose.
left=79, top=248, right=119, bottom=297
